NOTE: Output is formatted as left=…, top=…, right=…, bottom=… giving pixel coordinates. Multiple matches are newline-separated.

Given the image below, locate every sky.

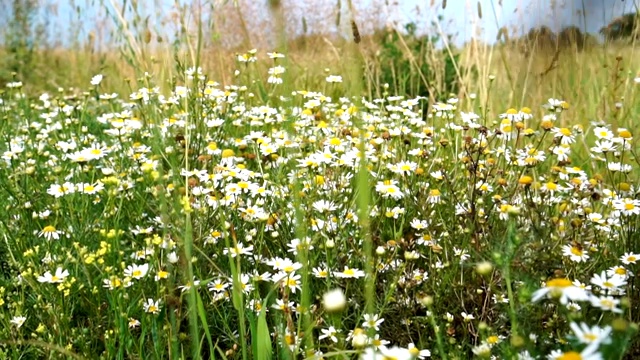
left=3, top=0, right=640, bottom=48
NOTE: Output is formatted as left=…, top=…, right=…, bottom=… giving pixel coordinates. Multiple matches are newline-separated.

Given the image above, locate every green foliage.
left=600, top=12, right=640, bottom=41
left=372, top=21, right=471, bottom=105
left=0, top=0, right=46, bottom=85
left=0, top=51, right=640, bottom=359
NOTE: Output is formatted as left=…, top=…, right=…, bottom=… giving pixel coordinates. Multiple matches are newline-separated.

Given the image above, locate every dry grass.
left=2, top=25, right=639, bottom=132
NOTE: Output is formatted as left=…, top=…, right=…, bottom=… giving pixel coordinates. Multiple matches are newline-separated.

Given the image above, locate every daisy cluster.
left=0, top=50, right=638, bottom=359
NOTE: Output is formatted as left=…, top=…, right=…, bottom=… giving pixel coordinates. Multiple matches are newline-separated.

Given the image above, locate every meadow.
left=1, top=2, right=640, bottom=359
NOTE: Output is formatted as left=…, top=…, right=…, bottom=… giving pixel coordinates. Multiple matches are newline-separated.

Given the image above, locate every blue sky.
left=351, top=0, right=640, bottom=46
left=9, top=0, right=640, bottom=48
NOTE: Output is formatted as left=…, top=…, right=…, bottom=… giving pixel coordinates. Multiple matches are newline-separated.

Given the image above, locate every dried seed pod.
left=351, top=20, right=361, bottom=44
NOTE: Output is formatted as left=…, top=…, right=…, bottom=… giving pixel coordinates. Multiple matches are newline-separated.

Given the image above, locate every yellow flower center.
left=558, top=351, right=581, bottom=360
left=546, top=278, right=572, bottom=288
left=519, top=176, right=533, bottom=185
left=618, top=130, right=632, bottom=139
left=343, top=269, right=355, bottom=276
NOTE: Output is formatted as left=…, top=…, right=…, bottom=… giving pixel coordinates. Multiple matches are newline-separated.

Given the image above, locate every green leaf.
left=196, top=291, right=216, bottom=359
left=255, top=304, right=272, bottom=360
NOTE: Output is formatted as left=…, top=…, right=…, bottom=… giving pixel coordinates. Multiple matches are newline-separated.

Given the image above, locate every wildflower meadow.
left=1, top=2, right=640, bottom=360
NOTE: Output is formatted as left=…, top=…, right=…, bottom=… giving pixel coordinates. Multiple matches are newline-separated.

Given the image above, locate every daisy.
left=143, top=298, right=161, bottom=314
left=362, top=313, right=384, bottom=331
left=472, top=344, right=492, bottom=358
left=461, top=312, right=475, bottom=322
left=531, top=278, right=589, bottom=304
left=319, top=326, right=340, bottom=343
left=223, top=242, right=254, bottom=258
left=271, top=298, right=295, bottom=311
left=408, top=343, right=431, bottom=359
left=569, top=322, right=612, bottom=346
left=427, top=189, right=442, bottom=204
left=236, top=273, right=254, bottom=294
left=476, top=181, right=493, bottom=194
left=207, top=279, right=229, bottom=292
left=77, top=182, right=105, bottom=195
left=128, top=318, right=141, bottom=329
left=123, top=263, right=149, bottom=280
left=612, top=198, right=640, bottom=216
left=551, top=127, right=575, bottom=144
left=178, top=278, right=201, bottom=293
left=335, top=266, right=365, bottom=279
left=38, top=225, right=61, bottom=240
left=592, top=126, right=613, bottom=140
left=10, top=316, right=26, bottom=328
left=567, top=302, right=582, bottom=312
left=91, top=74, right=103, bottom=86
left=541, top=181, right=564, bottom=195
left=590, top=140, right=617, bottom=153
left=267, top=66, right=285, bottom=84
left=430, top=170, right=444, bottom=180
left=552, top=145, right=571, bottom=161
left=287, top=238, right=316, bottom=255
left=590, top=271, right=626, bottom=293
left=369, top=334, right=391, bottom=350
left=47, top=182, right=75, bottom=198
left=589, top=294, right=623, bottom=313
left=562, top=244, right=590, bottom=263
left=325, top=75, right=342, bottom=83
left=154, top=269, right=170, bottom=281
left=312, top=266, right=329, bottom=278
left=82, top=144, right=110, bottom=160
left=103, top=276, right=123, bottom=290
left=587, top=212, right=605, bottom=224
left=389, top=160, right=417, bottom=175
left=607, top=265, right=632, bottom=279
left=620, top=252, right=640, bottom=265
left=312, top=199, right=337, bottom=213
left=278, top=272, right=301, bottom=293
left=66, top=150, right=92, bottom=163
left=547, top=343, right=602, bottom=360
left=375, top=180, right=404, bottom=200
left=37, top=267, right=69, bottom=284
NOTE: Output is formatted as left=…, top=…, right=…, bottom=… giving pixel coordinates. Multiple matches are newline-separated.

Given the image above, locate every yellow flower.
left=518, top=176, right=533, bottom=185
